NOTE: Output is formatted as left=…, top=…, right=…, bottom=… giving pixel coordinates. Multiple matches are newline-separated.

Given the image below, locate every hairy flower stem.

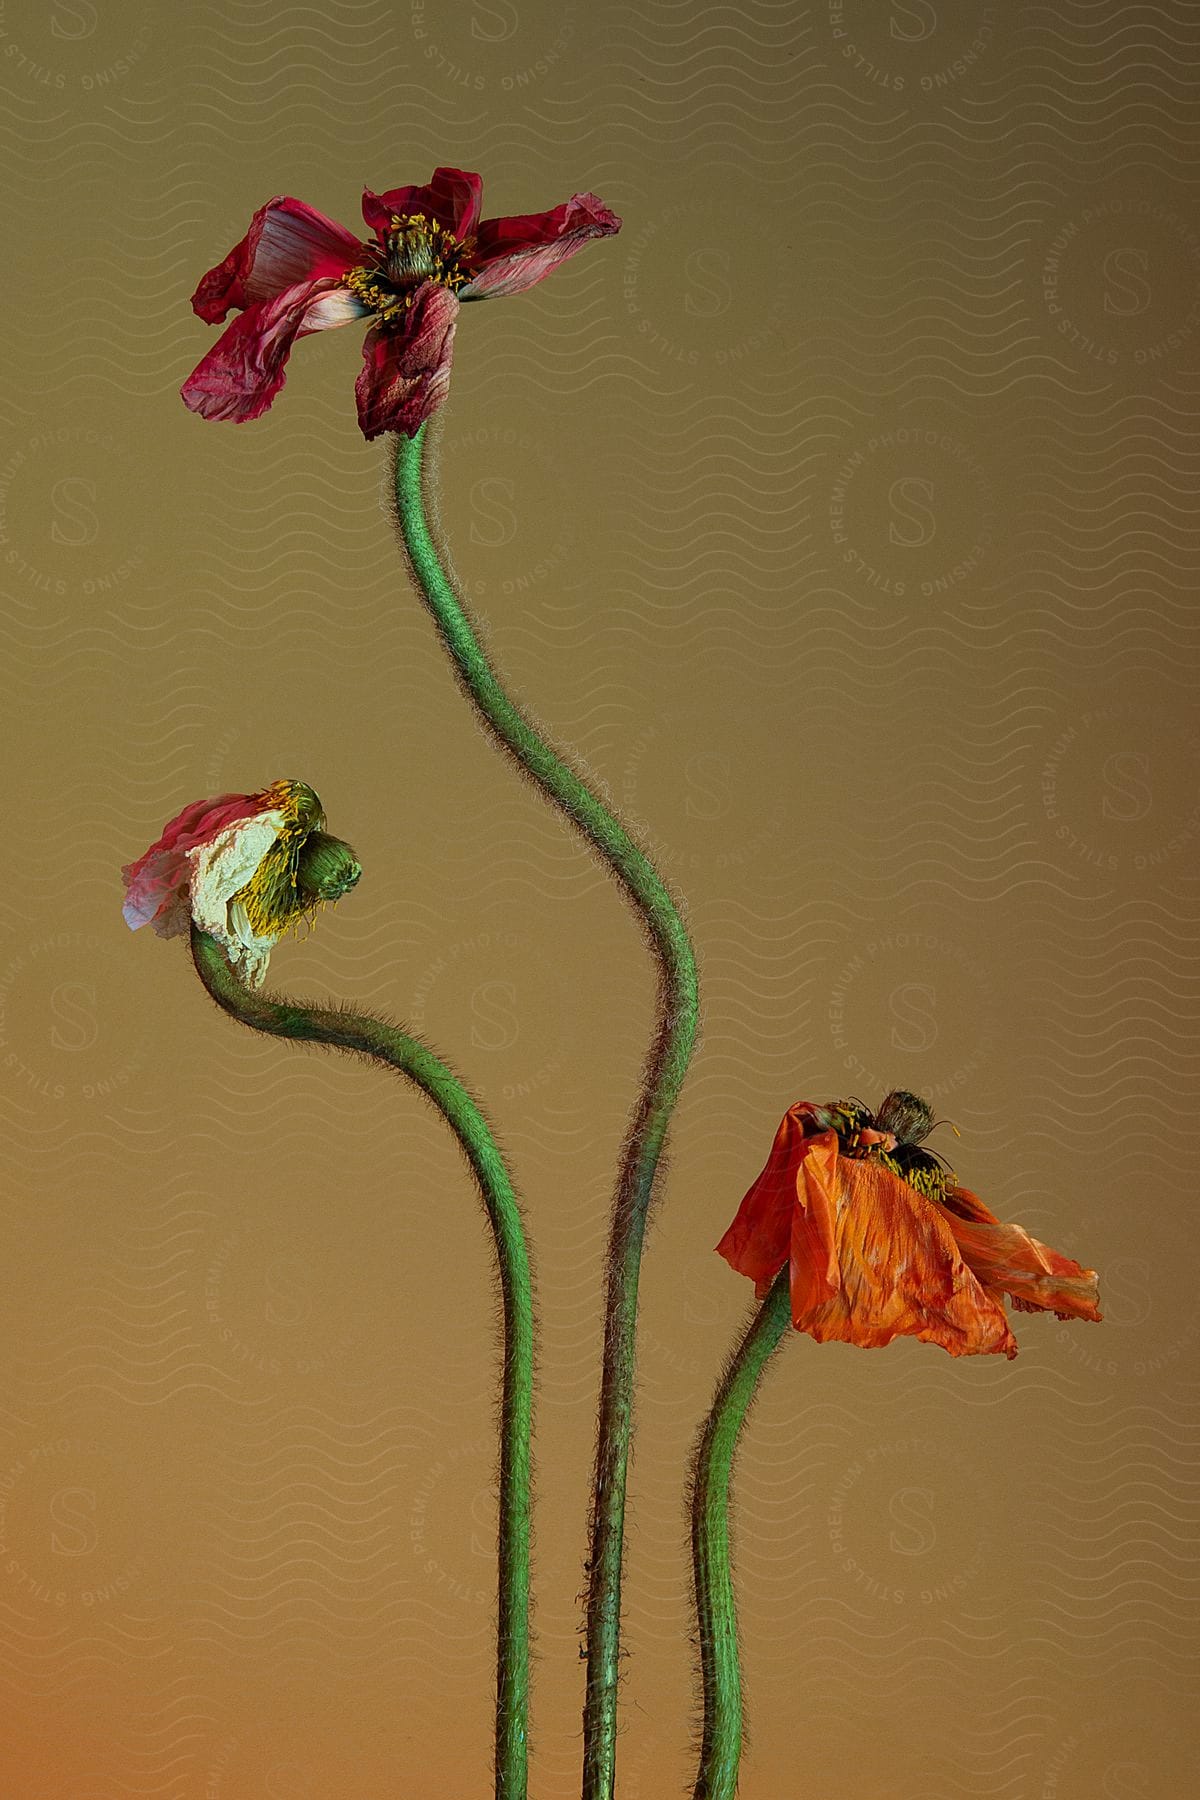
left=390, top=424, right=700, bottom=1800
left=690, top=1270, right=790, bottom=1800
left=190, top=926, right=534, bottom=1800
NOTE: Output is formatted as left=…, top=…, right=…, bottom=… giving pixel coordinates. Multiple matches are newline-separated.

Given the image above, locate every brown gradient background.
left=1, top=2, right=1198, bottom=1795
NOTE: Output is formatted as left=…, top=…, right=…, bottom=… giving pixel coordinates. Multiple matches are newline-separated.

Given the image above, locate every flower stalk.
left=390, top=422, right=700, bottom=1800
left=189, top=924, right=535, bottom=1800
left=690, top=1268, right=791, bottom=1800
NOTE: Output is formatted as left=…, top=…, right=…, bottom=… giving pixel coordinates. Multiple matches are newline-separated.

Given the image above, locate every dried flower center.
left=823, top=1100, right=877, bottom=1151
left=345, top=212, right=473, bottom=322
left=873, top=1088, right=935, bottom=1146
left=825, top=1094, right=955, bottom=1203
left=232, top=779, right=327, bottom=941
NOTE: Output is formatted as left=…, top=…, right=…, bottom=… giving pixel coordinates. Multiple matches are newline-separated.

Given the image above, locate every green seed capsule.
left=295, top=831, right=362, bottom=903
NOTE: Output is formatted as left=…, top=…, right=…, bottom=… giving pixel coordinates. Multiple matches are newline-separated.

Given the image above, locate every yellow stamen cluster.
left=388, top=211, right=474, bottom=289
left=873, top=1149, right=952, bottom=1205
left=345, top=265, right=414, bottom=322
left=345, top=210, right=474, bottom=322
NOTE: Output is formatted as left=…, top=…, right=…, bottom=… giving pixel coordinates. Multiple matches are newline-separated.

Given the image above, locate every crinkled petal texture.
left=191, top=197, right=363, bottom=323
left=713, top=1104, right=892, bottom=1298
left=181, top=278, right=369, bottom=424
left=123, top=792, right=297, bottom=989
left=355, top=282, right=460, bottom=440
left=717, top=1119, right=1019, bottom=1359
left=362, top=167, right=484, bottom=242
left=800, top=1150, right=1019, bottom=1359
left=715, top=1107, right=833, bottom=1299
left=941, top=1187, right=1102, bottom=1322
left=121, top=792, right=268, bottom=936
left=188, top=809, right=289, bottom=988
left=460, top=192, right=622, bottom=300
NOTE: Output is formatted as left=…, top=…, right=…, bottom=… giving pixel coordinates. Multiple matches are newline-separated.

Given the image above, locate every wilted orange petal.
left=716, top=1109, right=843, bottom=1301
left=796, top=1160, right=1018, bottom=1359
left=938, top=1184, right=1001, bottom=1226
left=789, top=1129, right=841, bottom=1316
left=715, top=1107, right=809, bottom=1295
left=942, top=1188, right=1101, bottom=1323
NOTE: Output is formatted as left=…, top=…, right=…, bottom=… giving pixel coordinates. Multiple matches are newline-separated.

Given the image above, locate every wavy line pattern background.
left=1, top=0, right=1198, bottom=1793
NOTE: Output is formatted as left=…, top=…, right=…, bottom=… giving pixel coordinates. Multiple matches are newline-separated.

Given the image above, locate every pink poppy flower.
left=181, top=167, right=621, bottom=439
left=122, top=779, right=360, bottom=987
left=716, top=1091, right=1102, bottom=1360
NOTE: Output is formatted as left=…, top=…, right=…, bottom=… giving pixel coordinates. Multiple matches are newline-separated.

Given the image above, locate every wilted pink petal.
left=191, top=197, right=363, bottom=323
left=181, top=278, right=368, bottom=424
left=121, top=791, right=268, bottom=936
left=460, top=193, right=622, bottom=300
left=361, top=168, right=484, bottom=243
left=354, top=282, right=459, bottom=440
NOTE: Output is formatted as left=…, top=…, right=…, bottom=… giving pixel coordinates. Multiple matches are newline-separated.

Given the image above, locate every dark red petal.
left=181, top=279, right=367, bottom=425
left=460, top=192, right=621, bottom=300
left=353, top=283, right=459, bottom=441
left=191, top=197, right=363, bottom=323
left=361, top=168, right=484, bottom=242
left=122, top=790, right=267, bottom=935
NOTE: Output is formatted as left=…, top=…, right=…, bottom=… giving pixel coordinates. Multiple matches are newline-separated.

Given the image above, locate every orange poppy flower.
left=716, top=1090, right=1101, bottom=1360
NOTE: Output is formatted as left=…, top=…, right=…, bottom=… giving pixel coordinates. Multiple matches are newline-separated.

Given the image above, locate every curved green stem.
left=190, top=925, right=534, bottom=1800
left=391, top=424, right=700, bottom=1800
left=690, top=1270, right=791, bottom=1800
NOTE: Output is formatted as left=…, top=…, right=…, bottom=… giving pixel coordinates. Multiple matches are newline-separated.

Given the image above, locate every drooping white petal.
left=187, top=809, right=286, bottom=978
left=226, top=899, right=278, bottom=989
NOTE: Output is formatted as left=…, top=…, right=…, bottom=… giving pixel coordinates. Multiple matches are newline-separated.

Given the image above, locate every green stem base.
left=690, top=1269, right=791, bottom=1800
left=190, top=925, right=534, bottom=1800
